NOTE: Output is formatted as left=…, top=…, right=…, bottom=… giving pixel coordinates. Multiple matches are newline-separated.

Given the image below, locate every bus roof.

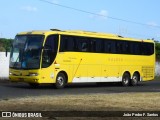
left=17, top=29, right=154, bottom=43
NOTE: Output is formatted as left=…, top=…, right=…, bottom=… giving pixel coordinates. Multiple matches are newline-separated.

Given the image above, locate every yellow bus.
left=9, top=29, right=155, bottom=88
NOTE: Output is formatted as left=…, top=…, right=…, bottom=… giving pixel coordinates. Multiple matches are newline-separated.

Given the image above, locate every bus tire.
left=55, top=73, right=66, bottom=89
left=131, top=73, right=139, bottom=86
left=122, top=73, right=130, bottom=87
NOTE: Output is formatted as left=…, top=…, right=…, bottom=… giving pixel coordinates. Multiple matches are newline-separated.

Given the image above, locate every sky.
left=0, top=0, right=160, bottom=41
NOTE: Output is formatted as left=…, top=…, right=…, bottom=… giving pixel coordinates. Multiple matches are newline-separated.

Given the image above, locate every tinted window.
left=147, top=43, right=154, bottom=55
left=42, top=35, right=58, bottom=68
left=116, top=41, right=123, bottom=54
left=88, top=38, right=102, bottom=53
left=76, top=37, right=89, bottom=52
left=59, top=35, right=154, bottom=56
left=60, top=36, right=89, bottom=52
left=103, top=40, right=116, bottom=53
left=124, top=42, right=130, bottom=54
left=90, top=39, right=96, bottom=52
left=141, top=42, right=154, bottom=55
left=95, top=39, right=102, bottom=53
left=60, top=36, right=75, bottom=52
left=135, top=43, right=141, bottom=55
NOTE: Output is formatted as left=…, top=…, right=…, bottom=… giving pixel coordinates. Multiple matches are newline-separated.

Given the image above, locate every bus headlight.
left=29, top=73, right=38, bottom=76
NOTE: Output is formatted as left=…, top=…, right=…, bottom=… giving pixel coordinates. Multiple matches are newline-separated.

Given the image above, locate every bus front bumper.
left=9, top=75, right=40, bottom=84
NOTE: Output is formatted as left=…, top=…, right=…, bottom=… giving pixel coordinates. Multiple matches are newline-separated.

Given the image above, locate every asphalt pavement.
left=0, top=80, right=160, bottom=99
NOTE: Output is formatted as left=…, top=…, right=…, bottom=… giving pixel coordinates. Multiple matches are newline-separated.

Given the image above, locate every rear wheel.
left=122, top=73, right=130, bottom=87
left=131, top=73, right=139, bottom=86
left=55, top=73, right=66, bottom=89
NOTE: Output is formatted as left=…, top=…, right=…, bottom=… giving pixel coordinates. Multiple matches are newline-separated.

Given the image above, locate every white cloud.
left=21, top=6, right=38, bottom=12
left=98, top=10, right=108, bottom=17
left=147, top=22, right=158, bottom=27
left=90, top=10, right=108, bottom=20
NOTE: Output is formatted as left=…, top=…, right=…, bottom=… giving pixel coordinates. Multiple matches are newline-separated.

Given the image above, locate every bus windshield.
left=10, top=35, right=44, bottom=69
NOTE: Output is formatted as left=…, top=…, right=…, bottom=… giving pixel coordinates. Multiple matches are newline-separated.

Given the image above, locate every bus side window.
left=132, top=42, right=141, bottom=55
left=104, top=40, right=116, bottom=54
left=147, top=43, right=154, bottom=55
left=60, top=36, right=75, bottom=52
left=141, top=43, right=147, bottom=55
left=76, top=37, right=81, bottom=52
left=123, top=42, right=130, bottom=54
left=116, top=41, right=123, bottom=54
left=95, top=39, right=102, bottom=53
left=104, top=41, right=112, bottom=53
left=89, top=38, right=102, bottom=53
left=60, top=36, right=66, bottom=52
left=81, top=41, right=88, bottom=52
left=141, top=43, right=154, bottom=55
left=76, top=37, right=89, bottom=52
left=66, top=37, right=75, bottom=51
left=90, top=39, right=96, bottom=52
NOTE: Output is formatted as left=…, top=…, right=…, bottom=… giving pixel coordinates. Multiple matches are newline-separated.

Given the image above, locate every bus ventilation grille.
left=142, top=66, right=154, bottom=78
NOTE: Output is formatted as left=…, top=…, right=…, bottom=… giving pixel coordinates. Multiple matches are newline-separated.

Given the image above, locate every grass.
left=1, top=93, right=160, bottom=120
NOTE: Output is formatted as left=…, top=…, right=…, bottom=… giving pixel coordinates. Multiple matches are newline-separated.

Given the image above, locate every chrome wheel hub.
left=57, top=76, right=64, bottom=86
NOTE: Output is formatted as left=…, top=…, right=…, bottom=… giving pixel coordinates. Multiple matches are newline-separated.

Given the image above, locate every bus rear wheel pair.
left=122, top=72, right=140, bottom=86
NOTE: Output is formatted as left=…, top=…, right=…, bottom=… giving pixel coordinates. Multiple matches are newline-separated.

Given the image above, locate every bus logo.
left=2, top=112, right=11, bottom=117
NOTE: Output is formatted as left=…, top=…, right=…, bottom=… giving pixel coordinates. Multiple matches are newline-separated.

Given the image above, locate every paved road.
left=0, top=80, right=160, bottom=99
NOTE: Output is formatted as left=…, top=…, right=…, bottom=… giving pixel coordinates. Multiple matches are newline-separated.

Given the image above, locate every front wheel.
left=55, top=73, right=66, bottom=89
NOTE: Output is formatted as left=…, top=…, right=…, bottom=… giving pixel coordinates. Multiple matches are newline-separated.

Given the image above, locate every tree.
left=0, top=38, right=13, bottom=52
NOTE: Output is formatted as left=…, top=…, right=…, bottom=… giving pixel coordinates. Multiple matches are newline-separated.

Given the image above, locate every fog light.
left=34, top=79, right=38, bottom=82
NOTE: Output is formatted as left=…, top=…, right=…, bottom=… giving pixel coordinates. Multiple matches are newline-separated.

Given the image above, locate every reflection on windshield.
left=10, top=35, right=44, bottom=69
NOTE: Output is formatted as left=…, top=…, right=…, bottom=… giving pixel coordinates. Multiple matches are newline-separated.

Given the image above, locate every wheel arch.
left=57, top=71, right=68, bottom=84
left=132, top=71, right=141, bottom=81
left=123, top=71, right=131, bottom=79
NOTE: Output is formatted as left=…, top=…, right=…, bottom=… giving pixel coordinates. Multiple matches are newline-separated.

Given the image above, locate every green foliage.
left=0, top=38, right=13, bottom=52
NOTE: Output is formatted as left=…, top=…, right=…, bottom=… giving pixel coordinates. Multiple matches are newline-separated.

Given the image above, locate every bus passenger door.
left=41, top=35, right=59, bottom=83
